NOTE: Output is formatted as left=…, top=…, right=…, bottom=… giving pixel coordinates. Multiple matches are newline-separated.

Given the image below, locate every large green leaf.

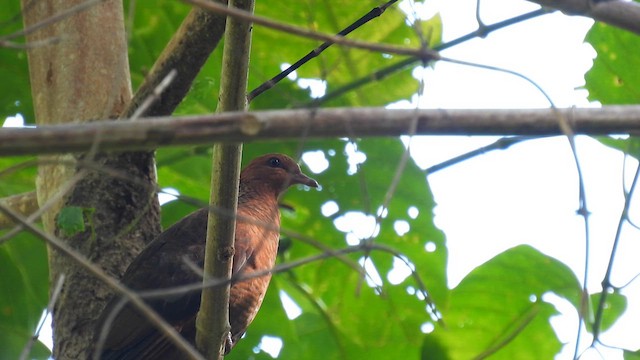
left=584, top=21, right=640, bottom=105
left=0, top=1, right=33, bottom=123
left=0, top=232, right=50, bottom=360
left=0, top=156, right=37, bottom=197
left=423, top=245, right=582, bottom=359
left=584, top=12, right=640, bottom=157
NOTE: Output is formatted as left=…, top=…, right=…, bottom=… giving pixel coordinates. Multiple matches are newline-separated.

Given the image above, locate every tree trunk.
left=21, top=0, right=160, bottom=358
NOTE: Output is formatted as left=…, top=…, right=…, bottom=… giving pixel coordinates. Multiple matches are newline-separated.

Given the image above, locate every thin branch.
left=248, top=0, right=399, bottom=101
left=134, top=241, right=437, bottom=318
left=121, top=1, right=228, bottom=118
left=425, top=136, right=538, bottom=175
left=0, top=170, right=89, bottom=243
left=183, top=0, right=440, bottom=61
left=310, top=8, right=549, bottom=107
left=19, top=274, right=65, bottom=360
left=473, top=301, right=540, bottom=360
left=129, top=70, right=178, bottom=120
left=527, top=0, right=640, bottom=35
left=0, top=203, right=205, bottom=360
left=284, top=271, right=347, bottom=356
left=567, top=135, right=591, bottom=360
left=0, top=191, right=38, bottom=230
left=591, top=161, right=640, bottom=343
left=0, top=106, right=639, bottom=156
left=0, top=0, right=103, bottom=42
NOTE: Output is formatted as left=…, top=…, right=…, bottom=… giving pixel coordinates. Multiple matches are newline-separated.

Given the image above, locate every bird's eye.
left=268, top=157, right=281, bottom=168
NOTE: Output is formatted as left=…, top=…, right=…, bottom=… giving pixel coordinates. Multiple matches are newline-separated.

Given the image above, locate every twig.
left=19, top=274, right=65, bottom=360
left=473, top=302, right=540, bottom=359
left=121, top=1, right=228, bottom=118
left=0, top=170, right=89, bottom=244
left=183, top=0, right=440, bottom=61
left=248, top=0, right=399, bottom=101
left=424, top=136, right=537, bottom=175
left=0, top=191, right=38, bottom=230
left=309, top=8, right=549, bottom=107
left=0, top=0, right=103, bottom=42
left=129, top=70, right=178, bottom=120
left=134, top=241, right=436, bottom=318
left=591, top=161, right=640, bottom=343
left=0, top=203, right=205, bottom=360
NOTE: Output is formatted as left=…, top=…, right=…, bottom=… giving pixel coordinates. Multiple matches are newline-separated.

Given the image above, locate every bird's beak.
left=292, top=172, right=319, bottom=188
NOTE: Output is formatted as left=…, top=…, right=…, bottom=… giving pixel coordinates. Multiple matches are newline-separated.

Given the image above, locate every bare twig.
left=310, top=8, right=549, bottom=107
left=183, top=0, right=440, bottom=61
left=425, top=136, right=538, bottom=175
left=0, top=170, right=89, bottom=243
left=129, top=70, right=178, bottom=120
left=0, top=0, right=103, bottom=42
left=0, top=204, right=205, bottom=360
left=121, top=1, right=228, bottom=118
left=19, top=274, right=65, bottom=360
left=591, top=161, right=640, bottom=343
left=248, top=0, right=400, bottom=101
left=0, top=191, right=38, bottom=230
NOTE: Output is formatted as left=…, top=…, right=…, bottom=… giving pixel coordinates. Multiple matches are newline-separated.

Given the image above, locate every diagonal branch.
left=183, top=0, right=440, bottom=60
left=0, top=203, right=205, bottom=360
left=122, top=1, right=228, bottom=118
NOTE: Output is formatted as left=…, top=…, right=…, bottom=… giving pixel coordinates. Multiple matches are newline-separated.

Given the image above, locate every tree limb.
left=0, top=106, right=638, bottom=156
left=527, top=0, right=640, bottom=35
left=122, top=1, right=228, bottom=118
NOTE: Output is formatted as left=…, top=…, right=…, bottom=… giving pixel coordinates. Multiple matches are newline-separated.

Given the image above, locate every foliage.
left=0, top=0, right=33, bottom=123
left=585, top=16, right=640, bottom=159
left=0, top=0, right=635, bottom=359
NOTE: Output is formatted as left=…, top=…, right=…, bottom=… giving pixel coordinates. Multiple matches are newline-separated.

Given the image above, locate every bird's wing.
left=232, top=230, right=254, bottom=276
left=98, top=209, right=208, bottom=356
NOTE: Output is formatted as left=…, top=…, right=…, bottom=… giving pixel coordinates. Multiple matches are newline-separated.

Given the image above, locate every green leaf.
left=0, top=232, right=49, bottom=359
left=0, top=1, right=34, bottom=122
left=625, top=349, right=640, bottom=360
left=424, top=245, right=582, bottom=359
left=56, top=206, right=86, bottom=236
left=0, top=156, right=37, bottom=197
left=596, top=136, right=640, bottom=160
left=418, top=13, right=443, bottom=49
left=421, top=334, right=451, bottom=360
left=587, top=291, right=627, bottom=333
left=584, top=21, right=640, bottom=104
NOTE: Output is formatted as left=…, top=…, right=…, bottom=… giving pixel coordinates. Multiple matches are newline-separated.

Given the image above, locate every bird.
left=95, top=153, right=318, bottom=359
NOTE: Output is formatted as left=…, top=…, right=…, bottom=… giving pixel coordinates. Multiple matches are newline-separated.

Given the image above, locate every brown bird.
left=96, top=154, right=318, bottom=359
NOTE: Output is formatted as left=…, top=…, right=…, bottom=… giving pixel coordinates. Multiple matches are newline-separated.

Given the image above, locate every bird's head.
left=240, top=154, right=319, bottom=198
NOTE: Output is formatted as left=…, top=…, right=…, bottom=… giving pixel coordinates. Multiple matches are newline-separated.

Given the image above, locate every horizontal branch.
left=528, top=0, right=640, bottom=35
left=0, top=106, right=638, bottom=156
